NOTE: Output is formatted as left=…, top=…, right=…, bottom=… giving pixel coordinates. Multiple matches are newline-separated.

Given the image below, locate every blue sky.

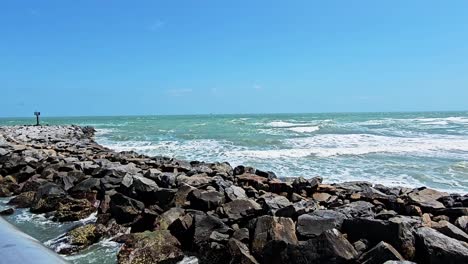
left=1, top=1, right=468, bottom=117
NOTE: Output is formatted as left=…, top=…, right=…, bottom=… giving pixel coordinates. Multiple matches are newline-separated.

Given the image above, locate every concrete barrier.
left=0, top=217, right=68, bottom=264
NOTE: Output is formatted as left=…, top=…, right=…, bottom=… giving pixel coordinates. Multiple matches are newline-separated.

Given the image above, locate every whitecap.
left=287, top=126, right=320, bottom=133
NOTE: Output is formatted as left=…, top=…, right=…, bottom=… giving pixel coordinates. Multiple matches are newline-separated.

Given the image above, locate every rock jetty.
left=1, top=125, right=468, bottom=264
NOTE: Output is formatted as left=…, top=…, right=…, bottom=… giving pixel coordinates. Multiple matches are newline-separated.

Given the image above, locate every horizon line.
left=0, top=109, right=467, bottom=119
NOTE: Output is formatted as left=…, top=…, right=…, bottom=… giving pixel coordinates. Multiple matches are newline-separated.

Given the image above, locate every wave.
left=286, top=126, right=320, bottom=133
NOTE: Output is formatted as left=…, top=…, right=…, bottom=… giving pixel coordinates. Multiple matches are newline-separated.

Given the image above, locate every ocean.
left=1, top=111, right=468, bottom=263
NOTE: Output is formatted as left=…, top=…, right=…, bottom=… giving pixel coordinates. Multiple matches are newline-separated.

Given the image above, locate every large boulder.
left=431, top=220, right=468, bottom=242
left=343, top=216, right=418, bottom=260
left=110, top=193, right=145, bottom=224
left=415, top=227, right=468, bottom=264
left=257, top=193, right=292, bottom=215
left=188, top=190, right=225, bottom=211
left=30, top=183, right=66, bottom=213
left=251, top=216, right=298, bottom=259
left=117, top=231, right=184, bottom=264
left=57, top=224, right=101, bottom=254
left=54, top=198, right=96, bottom=222
left=407, top=188, right=447, bottom=211
left=296, top=210, right=346, bottom=239
left=263, top=229, right=358, bottom=264
left=357, top=241, right=405, bottom=264
left=336, top=201, right=375, bottom=218
left=7, top=191, right=35, bottom=208
left=228, top=238, right=259, bottom=264
left=218, top=199, right=262, bottom=223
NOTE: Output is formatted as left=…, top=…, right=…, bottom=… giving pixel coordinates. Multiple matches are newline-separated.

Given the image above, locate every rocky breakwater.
left=1, top=125, right=468, bottom=264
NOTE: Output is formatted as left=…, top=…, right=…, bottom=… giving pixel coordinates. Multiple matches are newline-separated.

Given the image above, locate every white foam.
left=287, top=126, right=320, bottom=133
left=266, top=121, right=317, bottom=127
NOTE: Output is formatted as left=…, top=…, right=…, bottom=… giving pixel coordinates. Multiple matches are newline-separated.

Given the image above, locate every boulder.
left=58, top=224, right=101, bottom=254
left=228, top=238, right=259, bottom=264
left=343, top=217, right=417, bottom=260
left=263, top=229, right=358, bottom=264
left=455, top=215, right=468, bottom=233
left=219, top=199, right=262, bottom=222
left=431, top=220, right=468, bottom=242
left=296, top=210, right=346, bottom=239
left=251, top=216, right=298, bottom=259
left=237, top=173, right=269, bottom=190
left=225, top=185, right=247, bottom=201
left=70, top=178, right=101, bottom=193
left=336, top=201, right=375, bottom=218
left=154, top=208, right=185, bottom=230
left=258, top=193, right=292, bottom=215
left=54, top=198, right=96, bottom=222
left=174, top=183, right=196, bottom=207
left=177, top=174, right=212, bottom=188
left=30, top=183, right=66, bottom=213
left=0, top=207, right=14, bottom=215
left=408, top=188, right=447, bottom=211
left=415, top=227, right=468, bottom=264
left=357, top=241, right=405, bottom=264
left=110, top=193, right=145, bottom=224
left=117, top=231, right=184, bottom=264
left=188, top=190, right=225, bottom=211
left=7, top=191, right=35, bottom=208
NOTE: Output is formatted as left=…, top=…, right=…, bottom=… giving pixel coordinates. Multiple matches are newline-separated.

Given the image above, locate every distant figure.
left=34, top=112, right=40, bottom=126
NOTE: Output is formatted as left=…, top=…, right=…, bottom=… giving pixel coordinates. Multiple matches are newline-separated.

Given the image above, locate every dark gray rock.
left=188, top=189, right=225, bottom=211
left=219, top=199, right=262, bottom=222
left=357, top=241, right=405, bottom=264
left=296, top=210, right=346, bottom=239
left=415, top=227, right=468, bottom=264
left=109, top=193, right=144, bottom=224
left=431, top=220, right=468, bottom=243
left=258, top=193, right=292, bottom=215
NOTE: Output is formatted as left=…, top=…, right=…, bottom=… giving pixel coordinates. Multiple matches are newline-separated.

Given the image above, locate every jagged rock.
left=15, top=165, right=36, bottom=182
left=70, top=178, right=101, bottom=193
left=336, top=201, right=375, bottom=218
left=154, top=208, right=185, bottom=230
left=251, top=216, right=298, bottom=259
left=177, top=174, right=212, bottom=187
left=30, top=182, right=66, bottom=213
left=110, top=193, right=145, bottom=224
left=415, top=227, right=468, bottom=263
left=144, top=168, right=162, bottom=181
left=292, top=199, right=319, bottom=216
left=237, top=173, right=269, bottom=190
left=268, top=179, right=292, bottom=194
left=117, top=231, right=184, bottom=264
left=58, top=224, right=101, bottom=254
left=132, top=174, right=158, bottom=193
left=357, top=241, right=405, bottom=264
left=225, top=185, right=247, bottom=201
left=174, top=183, right=196, bottom=207
left=188, top=189, right=225, bottom=211
left=455, top=215, right=468, bottom=233
left=0, top=207, right=14, bottom=215
left=431, top=220, right=468, bottom=242
left=296, top=210, right=346, bottom=239
left=343, top=216, right=418, bottom=260
left=219, top=199, right=262, bottom=222
left=258, top=193, right=292, bottom=215
left=233, top=228, right=250, bottom=243
left=263, top=229, right=358, bottom=264
left=228, top=238, right=259, bottom=264
left=54, top=198, right=96, bottom=222
left=7, top=191, right=35, bottom=208
left=408, top=188, right=447, bottom=211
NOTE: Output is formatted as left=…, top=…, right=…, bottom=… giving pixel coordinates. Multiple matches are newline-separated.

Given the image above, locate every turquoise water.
left=1, top=111, right=468, bottom=263
left=2, top=111, right=468, bottom=193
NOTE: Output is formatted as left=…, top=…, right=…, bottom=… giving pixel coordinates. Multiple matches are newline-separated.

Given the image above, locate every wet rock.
left=59, top=224, right=101, bottom=254
left=219, top=199, right=262, bottom=222
left=415, top=227, right=468, bottom=264
left=30, top=182, right=66, bottom=213
left=357, top=241, right=405, bottom=264
left=0, top=207, right=14, bottom=215
left=431, top=220, right=468, bottom=242
left=54, top=198, right=96, bottom=222
left=296, top=210, right=346, bottom=239
left=110, top=193, right=145, bottom=224
left=7, top=191, right=35, bottom=208
left=117, top=230, right=184, bottom=264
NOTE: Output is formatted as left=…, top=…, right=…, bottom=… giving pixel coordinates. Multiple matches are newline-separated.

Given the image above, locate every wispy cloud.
left=148, top=20, right=165, bottom=32
left=253, top=84, right=263, bottom=91
left=166, top=88, right=193, bottom=97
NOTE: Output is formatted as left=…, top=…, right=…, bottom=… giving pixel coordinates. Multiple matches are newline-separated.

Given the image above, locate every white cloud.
left=166, top=88, right=193, bottom=97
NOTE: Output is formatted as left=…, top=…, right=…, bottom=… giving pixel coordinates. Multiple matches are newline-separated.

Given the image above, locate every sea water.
left=1, top=111, right=468, bottom=262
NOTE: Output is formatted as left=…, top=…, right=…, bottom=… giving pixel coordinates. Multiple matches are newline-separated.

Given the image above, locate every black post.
left=34, top=112, right=40, bottom=126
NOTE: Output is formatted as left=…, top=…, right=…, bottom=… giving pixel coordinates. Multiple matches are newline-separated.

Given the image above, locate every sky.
left=1, top=0, right=468, bottom=117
